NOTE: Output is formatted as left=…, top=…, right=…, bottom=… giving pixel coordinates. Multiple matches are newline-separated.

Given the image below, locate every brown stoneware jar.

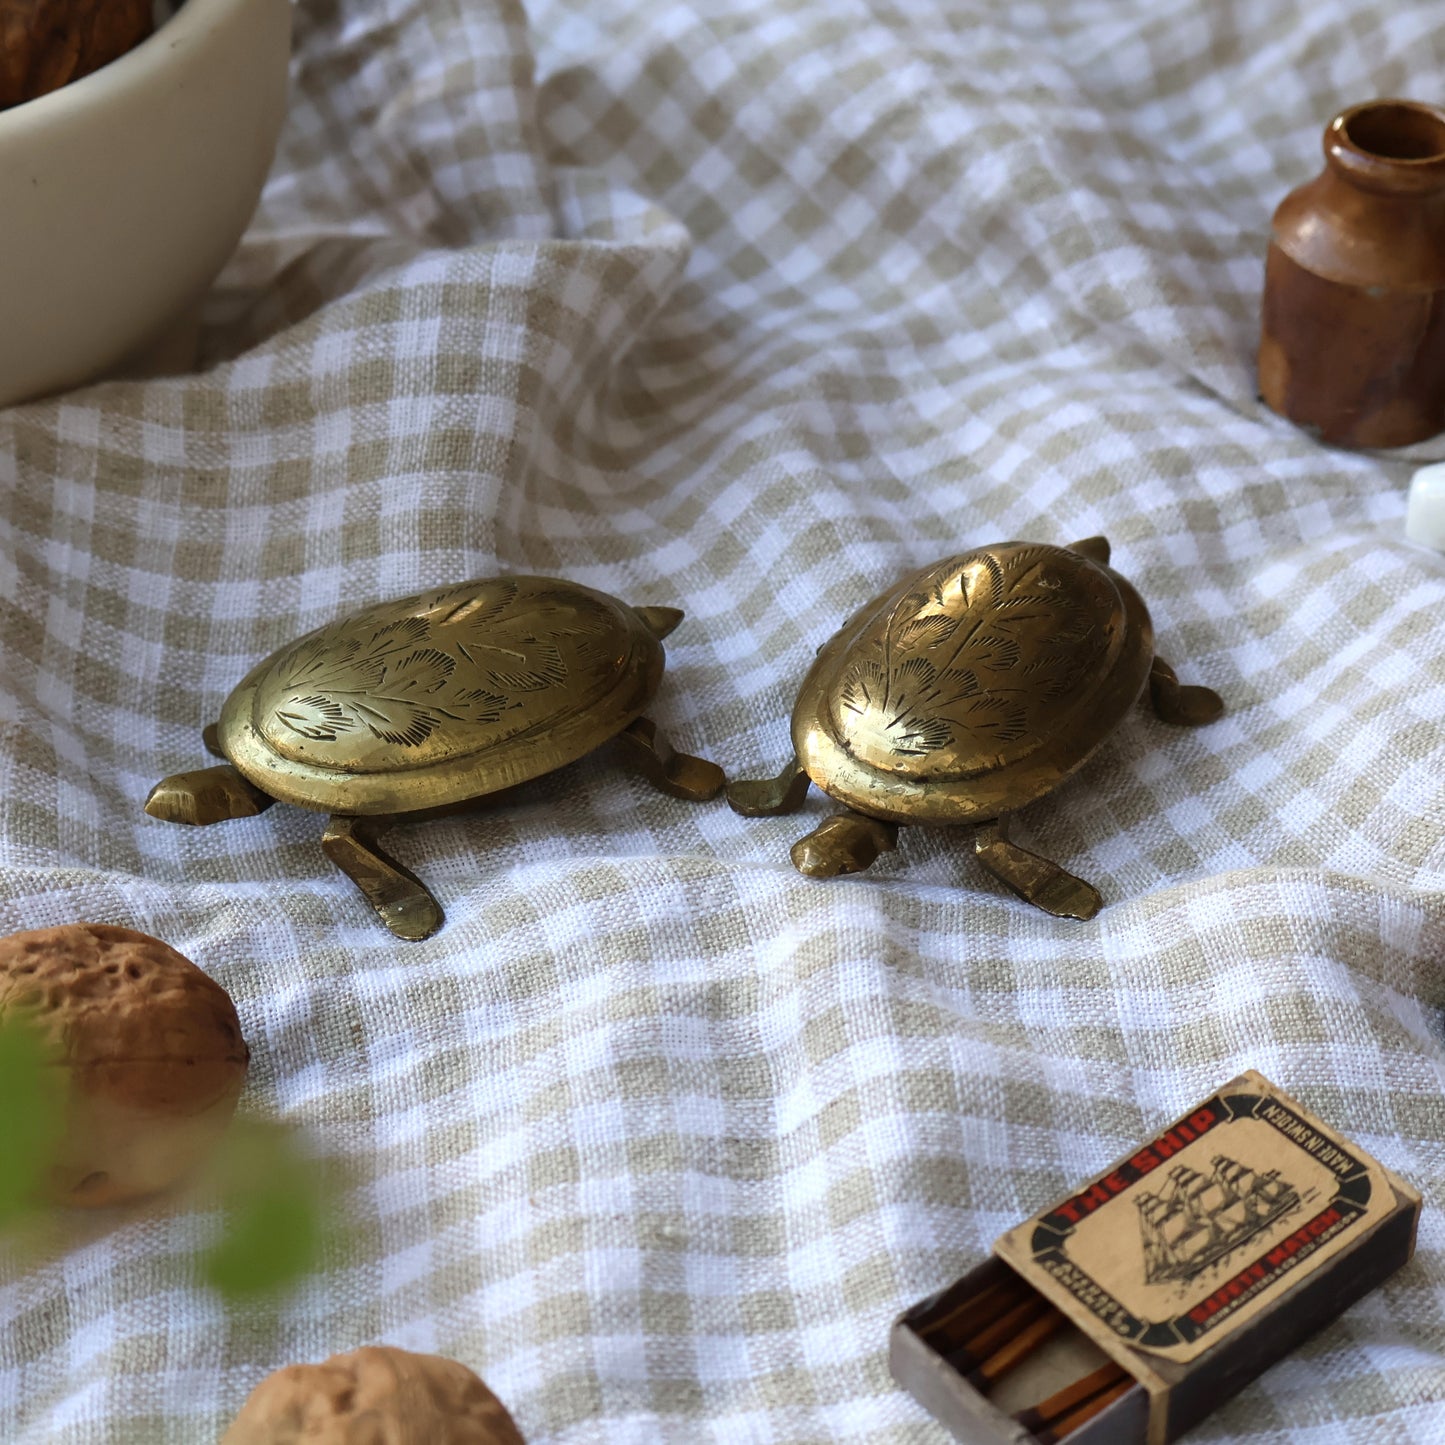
left=1259, top=98, right=1445, bottom=449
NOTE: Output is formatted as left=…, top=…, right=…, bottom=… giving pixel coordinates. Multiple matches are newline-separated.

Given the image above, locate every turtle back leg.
left=727, top=757, right=811, bottom=817
left=613, top=716, right=725, bottom=801
left=146, top=721, right=276, bottom=827
left=973, top=816, right=1101, bottom=920
left=791, top=810, right=898, bottom=877
left=1149, top=656, right=1224, bottom=727
left=632, top=605, right=684, bottom=639
left=1068, top=535, right=1111, bottom=564
left=144, top=764, right=275, bottom=826
left=321, top=817, right=443, bottom=942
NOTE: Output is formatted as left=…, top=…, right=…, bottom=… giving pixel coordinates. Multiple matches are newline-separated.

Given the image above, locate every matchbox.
left=890, top=1071, right=1420, bottom=1445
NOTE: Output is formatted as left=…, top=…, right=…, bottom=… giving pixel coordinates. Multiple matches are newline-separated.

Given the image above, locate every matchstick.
left=946, top=1294, right=1049, bottom=1369
left=1014, top=1360, right=1130, bottom=1433
left=968, top=1306, right=1066, bottom=1388
left=919, top=1272, right=1030, bottom=1345
left=1032, top=1374, right=1136, bottom=1442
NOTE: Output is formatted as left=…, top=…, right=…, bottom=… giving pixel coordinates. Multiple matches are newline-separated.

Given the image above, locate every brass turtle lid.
left=795, top=541, right=1146, bottom=823
left=219, top=575, right=662, bottom=813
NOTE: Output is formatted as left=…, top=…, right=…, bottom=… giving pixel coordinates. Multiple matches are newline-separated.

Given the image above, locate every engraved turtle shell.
left=792, top=542, right=1156, bottom=824
left=215, top=576, right=664, bottom=814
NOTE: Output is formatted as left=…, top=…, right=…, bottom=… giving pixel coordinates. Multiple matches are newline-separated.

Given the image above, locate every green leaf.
left=199, top=1120, right=329, bottom=1300
left=203, top=1185, right=319, bottom=1298
left=0, top=1015, right=64, bottom=1227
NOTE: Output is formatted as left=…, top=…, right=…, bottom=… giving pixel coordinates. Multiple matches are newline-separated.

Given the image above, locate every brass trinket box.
left=891, top=1072, right=1420, bottom=1444
left=728, top=538, right=1223, bottom=918
left=145, top=576, right=724, bottom=940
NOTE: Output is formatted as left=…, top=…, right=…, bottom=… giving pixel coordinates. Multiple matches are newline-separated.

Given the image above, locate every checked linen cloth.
left=3, top=0, right=1445, bottom=1440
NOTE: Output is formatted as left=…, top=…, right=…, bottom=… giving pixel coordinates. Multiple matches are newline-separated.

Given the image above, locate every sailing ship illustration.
left=1136, top=1155, right=1300, bottom=1284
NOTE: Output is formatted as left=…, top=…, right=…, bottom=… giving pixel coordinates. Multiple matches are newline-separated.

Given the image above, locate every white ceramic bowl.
left=0, top=0, right=291, bottom=409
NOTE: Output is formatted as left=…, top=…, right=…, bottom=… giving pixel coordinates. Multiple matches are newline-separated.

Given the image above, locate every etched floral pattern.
left=254, top=579, right=623, bottom=763
left=831, top=546, right=1115, bottom=769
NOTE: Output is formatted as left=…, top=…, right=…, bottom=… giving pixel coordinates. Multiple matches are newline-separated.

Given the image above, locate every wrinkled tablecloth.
left=3, top=0, right=1445, bottom=1439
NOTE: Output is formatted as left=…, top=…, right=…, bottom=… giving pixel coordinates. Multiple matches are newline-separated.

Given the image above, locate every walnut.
left=0, top=923, right=248, bottom=1207
left=0, top=0, right=154, bottom=111
left=221, top=1346, right=527, bottom=1444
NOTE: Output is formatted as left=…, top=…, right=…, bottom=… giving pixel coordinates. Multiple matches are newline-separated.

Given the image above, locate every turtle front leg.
left=614, top=716, right=725, bottom=802
left=1149, top=656, right=1224, bottom=727
left=727, top=756, right=811, bottom=817
left=973, top=816, right=1101, bottom=920
left=320, top=817, right=443, bottom=942
left=791, top=811, right=898, bottom=877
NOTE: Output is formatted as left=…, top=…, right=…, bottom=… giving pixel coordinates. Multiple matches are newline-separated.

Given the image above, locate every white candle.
left=1405, top=461, right=1445, bottom=551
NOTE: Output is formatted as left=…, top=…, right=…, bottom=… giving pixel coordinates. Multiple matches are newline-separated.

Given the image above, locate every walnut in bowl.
left=0, top=0, right=155, bottom=111
left=0, top=0, right=290, bottom=407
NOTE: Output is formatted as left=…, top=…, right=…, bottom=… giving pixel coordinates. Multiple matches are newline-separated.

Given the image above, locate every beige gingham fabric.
left=3, top=0, right=1445, bottom=1439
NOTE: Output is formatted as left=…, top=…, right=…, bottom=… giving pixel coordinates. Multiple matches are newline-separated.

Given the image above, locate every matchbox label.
left=996, top=1076, right=1391, bottom=1364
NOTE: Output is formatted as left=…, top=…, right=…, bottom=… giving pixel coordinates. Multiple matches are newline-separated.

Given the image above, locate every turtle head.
left=633, top=605, right=684, bottom=640
left=144, top=765, right=275, bottom=827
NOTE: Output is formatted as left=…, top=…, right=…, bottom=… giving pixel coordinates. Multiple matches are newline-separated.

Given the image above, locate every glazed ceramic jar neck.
left=1326, top=100, right=1445, bottom=198
left=1272, top=99, right=1445, bottom=292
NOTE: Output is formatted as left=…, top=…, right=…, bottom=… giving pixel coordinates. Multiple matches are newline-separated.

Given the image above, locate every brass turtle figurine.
left=727, top=538, right=1223, bottom=919
left=146, top=576, right=724, bottom=940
